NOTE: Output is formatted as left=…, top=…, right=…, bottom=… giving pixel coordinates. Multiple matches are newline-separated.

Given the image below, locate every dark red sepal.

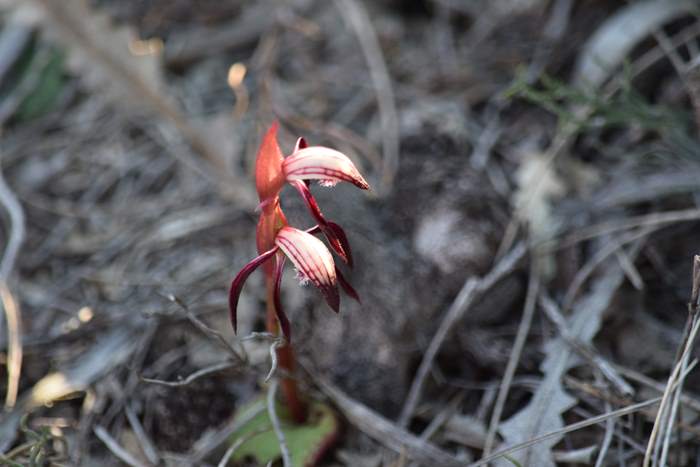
left=229, top=246, right=278, bottom=334
left=294, top=137, right=308, bottom=152
left=290, top=180, right=352, bottom=266
left=272, top=254, right=292, bottom=342
left=326, top=221, right=353, bottom=268
left=322, top=284, right=340, bottom=313
left=335, top=266, right=360, bottom=303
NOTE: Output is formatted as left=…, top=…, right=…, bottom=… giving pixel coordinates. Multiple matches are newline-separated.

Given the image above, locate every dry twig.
left=141, top=361, right=235, bottom=388
left=335, top=0, right=399, bottom=194
left=311, top=371, right=465, bottom=467
left=472, top=397, right=666, bottom=467
left=267, top=378, right=292, bottom=467
left=125, top=403, right=160, bottom=465
left=482, top=262, right=540, bottom=456
left=398, top=242, right=527, bottom=427
left=94, top=425, right=147, bottom=467
left=644, top=255, right=700, bottom=467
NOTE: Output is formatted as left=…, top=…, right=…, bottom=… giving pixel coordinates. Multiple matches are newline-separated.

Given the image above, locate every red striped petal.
left=275, top=226, right=339, bottom=313
left=272, top=254, right=291, bottom=342
left=229, top=246, right=278, bottom=334
left=282, top=146, right=370, bottom=190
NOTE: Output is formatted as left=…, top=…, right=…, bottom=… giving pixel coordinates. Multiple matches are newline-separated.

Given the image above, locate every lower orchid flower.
left=229, top=224, right=359, bottom=342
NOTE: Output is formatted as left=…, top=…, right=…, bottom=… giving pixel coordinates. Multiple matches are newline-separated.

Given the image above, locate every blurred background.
left=2, top=0, right=700, bottom=465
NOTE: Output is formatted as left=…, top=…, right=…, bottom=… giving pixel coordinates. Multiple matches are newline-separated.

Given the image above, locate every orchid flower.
left=229, top=123, right=369, bottom=342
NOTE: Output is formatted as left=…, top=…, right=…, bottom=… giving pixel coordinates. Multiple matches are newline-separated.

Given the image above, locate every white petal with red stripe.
left=275, top=226, right=340, bottom=312
left=282, top=146, right=369, bottom=190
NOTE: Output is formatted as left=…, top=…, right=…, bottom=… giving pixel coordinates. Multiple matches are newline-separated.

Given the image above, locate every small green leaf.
left=16, top=49, right=66, bottom=121
left=503, top=454, right=524, bottom=467
left=228, top=397, right=339, bottom=467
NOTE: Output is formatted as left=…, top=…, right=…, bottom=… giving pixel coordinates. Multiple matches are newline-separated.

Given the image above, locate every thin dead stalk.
left=310, top=370, right=464, bottom=467
left=141, top=361, right=235, bottom=387
left=540, top=294, right=633, bottom=395
left=471, top=397, right=664, bottom=467
left=478, top=362, right=700, bottom=467
left=0, top=160, right=24, bottom=410
left=165, top=294, right=247, bottom=364
left=31, top=0, right=226, bottom=172
left=335, top=0, right=399, bottom=194
left=483, top=262, right=540, bottom=456
left=398, top=243, right=527, bottom=428
left=0, top=157, right=25, bottom=280
left=593, top=396, right=614, bottom=467
left=125, top=403, right=160, bottom=465
left=94, top=425, right=147, bottom=467
left=552, top=208, right=700, bottom=250
left=267, top=378, right=291, bottom=467
left=643, top=255, right=700, bottom=467
left=1, top=283, right=21, bottom=409
left=562, top=228, right=651, bottom=310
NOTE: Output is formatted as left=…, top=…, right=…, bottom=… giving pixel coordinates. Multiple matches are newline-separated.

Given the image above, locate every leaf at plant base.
left=16, top=48, right=66, bottom=121
left=228, top=397, right=339, bottom=467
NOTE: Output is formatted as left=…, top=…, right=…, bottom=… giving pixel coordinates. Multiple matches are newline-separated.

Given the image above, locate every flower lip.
left=282, top=146, right=370, bottom=190
left=274, top=226, right=340, bottom=312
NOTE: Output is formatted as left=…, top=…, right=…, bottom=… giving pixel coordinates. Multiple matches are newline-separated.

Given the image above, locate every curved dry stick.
left=141, top=361, right=235, bottom=387
left=643, top=317, right=700, bottom=467
left=0, top=162, right=24, bottom=410
left=0, top=283, right=21, bottom=409
left=482, top=265, right=539, bottom=456
left=0, top=163, right=24, bottom=280
left=472, top=397, right=662, bottom=467
left=267, top=378, right=292, bottom=467
left=335, top=0, right=399, bottom=194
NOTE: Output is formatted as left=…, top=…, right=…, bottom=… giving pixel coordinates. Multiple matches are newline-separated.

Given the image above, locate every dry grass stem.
left=483, top=262, right=540, bottom=456
left=398, top=242, right=527, bottom=427
left=141, top=361, right=235, bottom=387
left=94, top=425, right=146, bottom=467
left=267, top=378, right=292, bottom=467
left=335, top=0, right=399, bottom=194
left=310, top=368, right=464, bottom=467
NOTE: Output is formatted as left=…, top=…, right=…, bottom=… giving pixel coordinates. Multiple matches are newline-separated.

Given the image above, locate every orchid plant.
left=229, top=123, right=369, bottom=422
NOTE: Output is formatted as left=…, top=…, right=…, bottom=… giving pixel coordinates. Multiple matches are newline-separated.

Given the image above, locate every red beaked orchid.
left=229, top=123, right=369, bottom=343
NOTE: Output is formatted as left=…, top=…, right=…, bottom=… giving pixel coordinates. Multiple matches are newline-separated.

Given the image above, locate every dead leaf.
left=14, top=0, right=255, bottom=208
left=496, top=252, right=636, bottom=467
left=574, top=0, right=696, bottom=89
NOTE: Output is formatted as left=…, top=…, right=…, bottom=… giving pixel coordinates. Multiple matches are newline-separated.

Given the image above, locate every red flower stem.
left=266, top=277, right=307, bottom=424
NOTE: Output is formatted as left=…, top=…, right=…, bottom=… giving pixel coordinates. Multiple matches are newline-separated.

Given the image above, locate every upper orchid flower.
left=229, top=123, right=369, bottom=342
left=254, top=124, right=369, bottom=266
left=254, top=123, right=369, bottom=210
